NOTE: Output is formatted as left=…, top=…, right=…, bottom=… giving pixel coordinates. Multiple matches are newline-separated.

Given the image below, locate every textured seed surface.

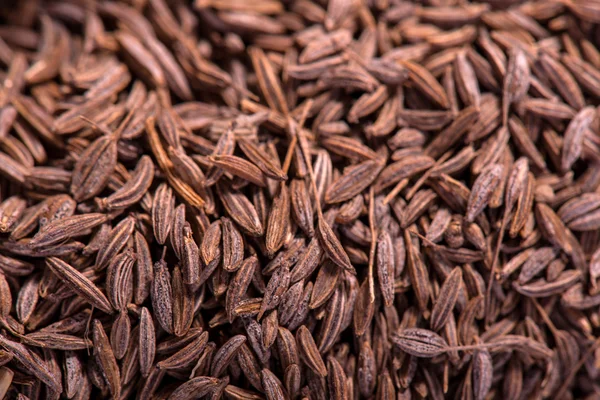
left=0, top=1, right=597, bottom=399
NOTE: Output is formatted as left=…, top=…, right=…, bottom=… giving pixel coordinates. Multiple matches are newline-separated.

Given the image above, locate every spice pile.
left=0, top=0, right=599, bottom=399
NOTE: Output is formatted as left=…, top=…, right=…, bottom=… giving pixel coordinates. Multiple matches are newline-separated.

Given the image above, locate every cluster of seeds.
left=0, top=0, right=600, bottom=399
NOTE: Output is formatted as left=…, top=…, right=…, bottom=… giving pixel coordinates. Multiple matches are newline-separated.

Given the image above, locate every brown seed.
left=0, top=196, right=26, bottom=233
left=139, top=307, right=155, bottom=378
left=46, top=257, right=112, bottom=314
left=466, top=163, right=503, bottom=223
left=96, top=216, right=135, bottom=270
left=430, top=267, right=463, bottom=332
left=152, top=183, right=175, bottom=245
left=401, top=60, right=449, bottom=108
left=70, top=134, right=118, bottom=202
left=472, top=349, right=493, bottom=400
left=503, top=48, right=530, bottom=126
left=211, top=154, right=268, bottom=187
left=99, top=155, right=154, bottom=211
left=317, top=216, right=354, bottom=273
left=249, top=46, right=289, bottom=116
left=106, top=250, right=135, bottom=311
left=134, top=230, right=153, bottom=305
left=0, top=334, right=61, bottom=391
left=259, top=264, right=291, bottom=321
left=266, top=185, right=291, bottom=257
left=110, top=311, right=131, bottom=359
left=261, top=368, right=287, bottom=400
left=157, top=331, right=208, bottom=370
left=405, top=230, right=431, bottom=315
left=310, top=260, right=340, bottom=310
left=290, top=179, right=315, bottom=237
left=92, top=319, right=121, bottom=399
left=169, top=376, right=220, bottom=400
left=539, top=52, right=585, bottom=110
left=425, top=105, right=480, bottom=159
left=296, top=325, right=327, bottom=377
left=151, top=259, right=173, bottom=334
left=325, top=159, right=384, bottom=204
left=211, top=335, right=246, bottom=378
left=217, top=183, right=264, bottom=237
left=391, top=328, right=449, bottom=358
left=29, top=213, right=108, bottom=248
left=561, top=106, right=596, bottom=172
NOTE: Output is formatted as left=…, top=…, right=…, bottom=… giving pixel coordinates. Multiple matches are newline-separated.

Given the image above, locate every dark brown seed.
left=259, top=264, right=291, bottom=320
left=152, top=183, right=175, bottom=245
left=310, top=260, right=340, bottom=309
left=391, top=328, right=448, bottom=358
left=266, top=186, right=291, bottom=257
left=472, top=349, right=493, bottom=400
left=96, top=216, right=135, bottom=270
left=151, top=259, right=173, bottom=334
left=317, top=217, right=354, bottom=273
left=46, top=257, right=112, bottom=314
left=70, top=134, right=118, bottom=202
left=222, top=217, right=244, bottom=272
left=29, top=213, right=108, bottom=248
left=139, top=307, right=155, bottom=378
left=217, top=183, right=264, bottom=237
left=430, top=267, right=463, bottom=332
left=134, top=230, right=153, bottom=305
left=92, top=319, right=121, bottom=399
left=168, top=376, right=220, bottom=400
left=157, top=331, right=208, bottom=370
left=405, top=230, right=431, bottom=315
left=562, top=106, right=596, bottom=172
left=227, top=256, right=258, bottom=322
left=290, top=179, right=314, bottom=237
left=99, top=155, right=154, bottom=211
left=325, top=160, right=383, bottom=204
left=376, top=229, right=395, bottom=307
left=401, top=60, right=449, bottom=108
left=261, top=368, right=287, bottom=400
left=181, top=224, right=200, bottom=284
left=211, top=335, right=246, bottom=378
left=0, top=334, right=61, bottom=391
left=503, top=48, right=530, bottom=126
left=466, top=163, right=503, bottom=222
left=110, top=311, right=130, bottom=359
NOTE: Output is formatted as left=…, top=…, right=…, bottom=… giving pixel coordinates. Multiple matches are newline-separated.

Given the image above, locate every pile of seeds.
left=1, top=0, right=600, bottom=398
